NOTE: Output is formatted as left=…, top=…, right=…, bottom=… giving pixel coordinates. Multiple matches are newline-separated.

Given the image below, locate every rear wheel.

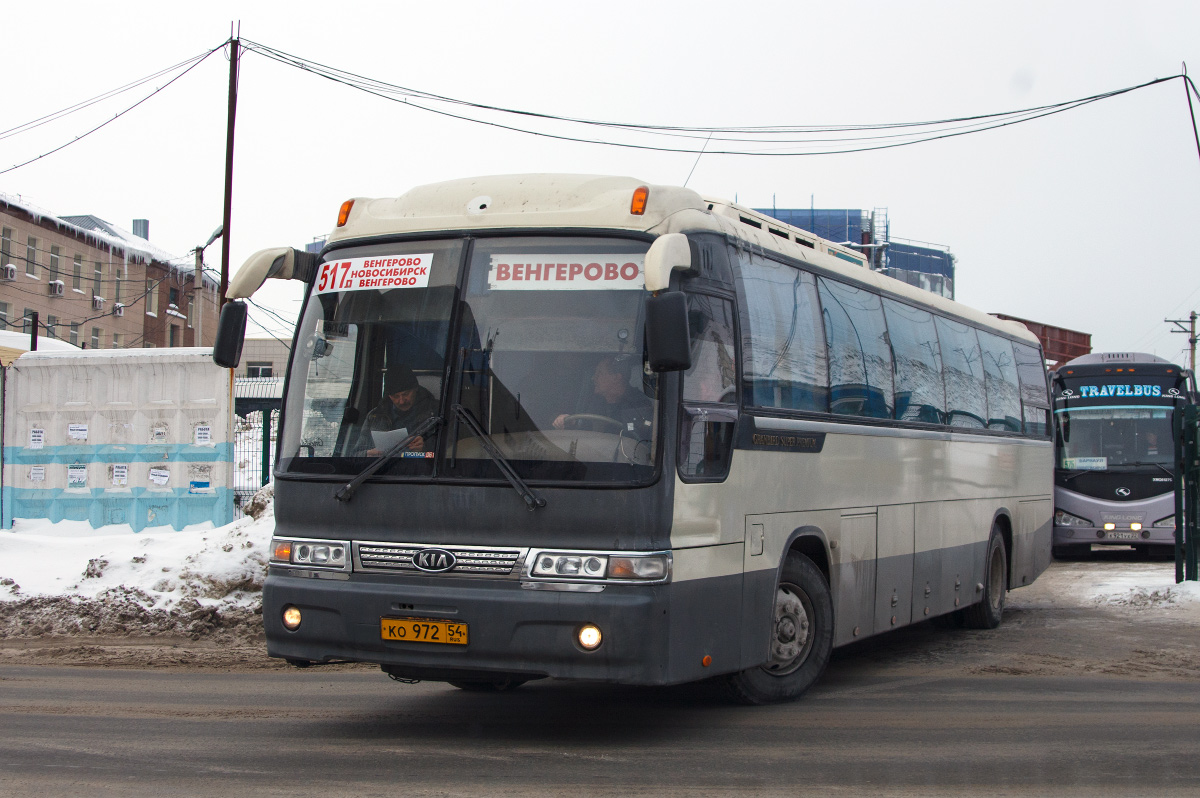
left=962, top=527, right=1007, bottom=629
left=725, top=552, right=833, bottom=705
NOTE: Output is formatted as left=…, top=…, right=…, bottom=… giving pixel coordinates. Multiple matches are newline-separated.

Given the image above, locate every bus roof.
left=327, top=173, right=1037, bottom=345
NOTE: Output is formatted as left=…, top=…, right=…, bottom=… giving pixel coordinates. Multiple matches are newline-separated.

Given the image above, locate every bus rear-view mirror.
left=213, top=300, right=249, bottom=368
left=645, top=291, right=691, bottom=372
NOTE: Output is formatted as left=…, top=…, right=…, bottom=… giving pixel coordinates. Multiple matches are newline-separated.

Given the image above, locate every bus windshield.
left=277, top=235, right=658, bottom=484
left=1055, top=406, right=1173, bottom=470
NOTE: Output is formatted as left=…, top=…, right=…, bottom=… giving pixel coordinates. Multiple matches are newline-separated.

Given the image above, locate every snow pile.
left=0, top=485, right=276, bottom=639
left=1086, top=569, right=1200, bottom=611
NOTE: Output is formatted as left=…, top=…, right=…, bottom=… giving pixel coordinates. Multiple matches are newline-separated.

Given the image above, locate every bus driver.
left=359, top=365, right=439, bottom=456
left=553, top=355, right=653, bottom=436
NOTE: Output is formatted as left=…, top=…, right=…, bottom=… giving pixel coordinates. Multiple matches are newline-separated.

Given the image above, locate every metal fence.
left=233, top=377, right=284, bottom=511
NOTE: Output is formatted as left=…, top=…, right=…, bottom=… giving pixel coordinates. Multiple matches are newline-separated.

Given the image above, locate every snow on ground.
left=0, top=486, right=275, bottom=639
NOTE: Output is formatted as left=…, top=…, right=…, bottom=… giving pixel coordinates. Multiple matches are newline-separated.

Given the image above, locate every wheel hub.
left=766, top=584, right=812, bottom=674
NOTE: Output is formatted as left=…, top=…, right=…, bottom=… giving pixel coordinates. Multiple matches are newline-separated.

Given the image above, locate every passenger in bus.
left=552, top=355, right=653, bottom=435
left=358, top=364, right=439, bottom=455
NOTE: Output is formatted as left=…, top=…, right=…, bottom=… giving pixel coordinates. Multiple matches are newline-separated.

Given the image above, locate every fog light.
left=1096, top=530, right=1106, bottom=539
left=282, top=605, right=302, bottom=631
left=1141, top=529, right=1151, bottom=539
left=578, top=624, right=602, bottom=650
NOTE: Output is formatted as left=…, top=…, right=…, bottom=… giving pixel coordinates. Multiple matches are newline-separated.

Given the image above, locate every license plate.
left=381, top=617, right=468, bottom=645
left=1106, top=531, right=1139, bottom=540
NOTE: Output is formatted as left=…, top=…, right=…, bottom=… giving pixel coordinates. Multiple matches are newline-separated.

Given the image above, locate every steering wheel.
left=560, top=414, right=625, bottom=432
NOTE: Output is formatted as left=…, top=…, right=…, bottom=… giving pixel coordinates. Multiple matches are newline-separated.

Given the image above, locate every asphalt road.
left=1, top=558, right=1199, bottom=797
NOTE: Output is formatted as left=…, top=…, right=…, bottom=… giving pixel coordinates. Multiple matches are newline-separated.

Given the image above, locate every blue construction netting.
left=754, top=208, right=867, bottom=246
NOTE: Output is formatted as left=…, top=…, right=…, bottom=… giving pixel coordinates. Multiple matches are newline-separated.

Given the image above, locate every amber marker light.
left=577, top=624, right=603, bottom=650
left=282, top=605, right=302, bottom=631
left=337, top=199, right=355, bottom=227
left=702, top=655, right=713, bottom=668
left=271, top=540, right=293, bottom=563
left=630, top=186, right=649, bottom=215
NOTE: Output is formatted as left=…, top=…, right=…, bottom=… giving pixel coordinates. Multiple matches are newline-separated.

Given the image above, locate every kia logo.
left=1115, top=487, right=1132, bottom=497
left=412, top=548, right=457, bottom=573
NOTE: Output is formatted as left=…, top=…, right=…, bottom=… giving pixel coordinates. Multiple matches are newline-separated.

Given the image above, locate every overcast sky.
left=5, top=1, right=1200, bottom=358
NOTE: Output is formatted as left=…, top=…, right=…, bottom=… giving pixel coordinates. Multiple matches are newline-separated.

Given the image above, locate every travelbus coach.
left=1051, top=352, right=1193, bottom=558
left=214, top=174, right=1054, bottom=703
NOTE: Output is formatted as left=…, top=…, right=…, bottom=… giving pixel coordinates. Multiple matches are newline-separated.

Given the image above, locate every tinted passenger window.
left=818, top=278, right=894, bottom=419
left=737, top=253, right=828, bottom=412
left=1013, top=342, right=1051, bottom=437
left=978, top=331, right=1021, bottom=431
left=934, top=316, right=987, bottom=429
left=883, top=299, right=946, bottom=424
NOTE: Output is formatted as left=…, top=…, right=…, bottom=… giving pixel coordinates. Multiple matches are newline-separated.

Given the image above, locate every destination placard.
left=314, top=255, right=433, bottom=294
left=488, top=254, right=644, bottom=291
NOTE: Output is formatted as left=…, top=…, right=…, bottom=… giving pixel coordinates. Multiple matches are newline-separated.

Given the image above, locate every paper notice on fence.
left=371, top=428, right=409, bottom=452
left=149, top=467, right=170, bottom=486
left=194, top=425, right=212, bottom=445
left=67, top=464, right=87, bottom=488
left=29, top=428, right=44, bottom=449
left=112, top=464, right=128, bottom=486
left=29, top=466, right=45, bottom=483
left=68, top=424, right=88, bottom=441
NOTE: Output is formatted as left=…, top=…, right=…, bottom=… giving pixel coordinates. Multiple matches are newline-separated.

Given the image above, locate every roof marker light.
left=337, top=199, right=355, bottom=227
left=631, top=186, right=649, bottom=216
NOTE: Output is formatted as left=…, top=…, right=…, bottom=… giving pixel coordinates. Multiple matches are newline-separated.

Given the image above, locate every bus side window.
left=679, top=294, right=738, bottom=480
left=1013, top=342, right=1051, bottom=437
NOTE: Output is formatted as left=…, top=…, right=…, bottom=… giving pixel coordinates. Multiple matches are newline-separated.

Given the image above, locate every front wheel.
left=725, top=552, right=833, bottom=705
left=962, top=526, right=1007, bottom=629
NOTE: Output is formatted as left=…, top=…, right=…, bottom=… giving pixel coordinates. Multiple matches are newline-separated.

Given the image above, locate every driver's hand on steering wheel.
left=552, top=413, right=569, bottom=430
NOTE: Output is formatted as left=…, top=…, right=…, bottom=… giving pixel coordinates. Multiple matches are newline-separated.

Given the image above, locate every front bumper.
left=263, top=568, right=737, bottom=685
left=1053, top=525, right=1175, bottom=547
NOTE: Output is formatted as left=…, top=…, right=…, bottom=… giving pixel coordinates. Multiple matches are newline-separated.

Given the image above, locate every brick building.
left=0, top=194, right=218, bottom=349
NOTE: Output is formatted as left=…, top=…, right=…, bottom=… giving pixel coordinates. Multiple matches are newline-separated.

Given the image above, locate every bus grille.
left=355, top=542, right=525, bottom=577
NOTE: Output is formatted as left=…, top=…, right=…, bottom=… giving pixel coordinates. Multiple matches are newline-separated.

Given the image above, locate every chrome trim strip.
left=750, top=414, right=1052, bottom=446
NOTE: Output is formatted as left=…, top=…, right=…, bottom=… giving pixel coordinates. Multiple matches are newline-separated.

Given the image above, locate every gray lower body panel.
left=263, top=569, right=746, bottom=686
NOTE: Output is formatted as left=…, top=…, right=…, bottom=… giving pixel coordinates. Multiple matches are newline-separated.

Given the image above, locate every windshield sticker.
left=1062, top=456, right=1108, bottom=471
left=314, top=255, right=433, bottom=294
left=488, top=255, right=644, bottom=291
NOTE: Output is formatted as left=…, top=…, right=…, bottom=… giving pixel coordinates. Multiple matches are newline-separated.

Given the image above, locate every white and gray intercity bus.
left=214, top=174, right=1054, bottom=703
left=1050, top=352, right=1194, bottom=558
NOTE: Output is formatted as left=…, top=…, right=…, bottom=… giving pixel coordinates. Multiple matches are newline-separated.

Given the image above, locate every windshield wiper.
left=451, top=403, right=546, bottom=511
left=334, top=415, right=443, bottom=502
left=1112, top=460, right=1174, bottom=477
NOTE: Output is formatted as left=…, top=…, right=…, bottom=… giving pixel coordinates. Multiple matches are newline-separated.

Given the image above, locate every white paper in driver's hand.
left=371, top=428, right=409, bottom=451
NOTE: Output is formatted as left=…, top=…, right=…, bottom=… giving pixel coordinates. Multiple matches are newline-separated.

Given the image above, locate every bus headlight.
left=1154, top=515, right=1176, bottom=529
left=533, top=554, right=609, bottom=578
left=270, top=537, right=350, bottom=571
left=528, top=551, right=670, bottom=583
left=1054, top=510, right=1093, bottom=528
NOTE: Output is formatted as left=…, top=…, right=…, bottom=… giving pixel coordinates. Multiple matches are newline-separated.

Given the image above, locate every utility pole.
left=29, top=311, right=38, bottom=352
left=219, top=28, right=240, bottom=309
left=1166, top=311, right=1198, bottom=372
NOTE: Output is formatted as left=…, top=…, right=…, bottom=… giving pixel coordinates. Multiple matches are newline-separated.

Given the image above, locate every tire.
left=725, top=552, right=833, bottom=705
left=962, top=526, right=1007, bottom=629
left=447, top=678, right=529, bottom=692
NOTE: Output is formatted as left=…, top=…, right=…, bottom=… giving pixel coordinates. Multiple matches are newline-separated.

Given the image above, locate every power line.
left=240, top=38, right=1184, bottom=157
left=0, top=44, right=224, bottom=176
left=0, top=49, right=217, bottom=143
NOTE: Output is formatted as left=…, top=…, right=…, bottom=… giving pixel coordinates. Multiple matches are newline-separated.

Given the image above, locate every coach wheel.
left=725, top=551, right=833, bottom=705
left=962, top=526, right=1007, bottom=629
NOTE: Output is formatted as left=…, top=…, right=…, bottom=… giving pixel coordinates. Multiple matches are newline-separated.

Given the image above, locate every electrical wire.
left=0, top=44, right=224, bottom=176
left=240, top=38, right=1185, bottom=157
left=0, top=49, right=217, bottom=143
